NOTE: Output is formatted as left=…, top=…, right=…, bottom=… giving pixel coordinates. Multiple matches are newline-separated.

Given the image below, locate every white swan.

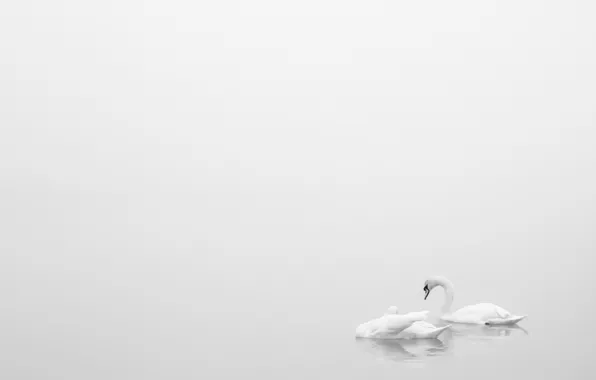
left=423, top=276, right=527, bottom=326
left=384, top=306, right=451, bottom=339
left=355, top=309, right=431, bottom=339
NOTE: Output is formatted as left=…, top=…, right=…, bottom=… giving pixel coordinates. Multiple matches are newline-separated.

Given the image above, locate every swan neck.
left=438, top=279, right=455, bottom=313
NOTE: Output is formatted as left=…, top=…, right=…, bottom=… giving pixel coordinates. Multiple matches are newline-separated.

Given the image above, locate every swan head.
left=423, top=276, right=448, bottom=300
left=423, top=282, right=432, bottom=300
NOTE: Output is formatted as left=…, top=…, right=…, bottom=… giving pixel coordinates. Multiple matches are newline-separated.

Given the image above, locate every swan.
left=423, top=276, right=527, bottom=326
left=384, top=306, right=451, bottom=339
left=355, top=309, right=431, bottom=339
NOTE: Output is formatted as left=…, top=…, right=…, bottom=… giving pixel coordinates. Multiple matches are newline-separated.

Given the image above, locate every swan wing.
left=397, top=322, right=451, bottom=339
left=356, top=310, right=432, bottom=339
left=356, top=317, right=384, bottom=338
left=384, top=311, right=429, bottom=332
left=410, top=320, right=438, bottom=330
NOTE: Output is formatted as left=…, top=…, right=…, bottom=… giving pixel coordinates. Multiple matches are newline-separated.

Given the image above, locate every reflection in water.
left=355, top=337, right=450, bottom=364
left=448, top=324, right=529, bottom=340
left=356, top=324, right=528, bottom=365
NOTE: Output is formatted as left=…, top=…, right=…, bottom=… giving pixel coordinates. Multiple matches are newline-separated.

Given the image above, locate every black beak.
left=423, top=285, right=430, bottom=300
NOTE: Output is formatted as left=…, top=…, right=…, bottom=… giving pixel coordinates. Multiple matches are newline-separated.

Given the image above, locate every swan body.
left=355, top=309, right=430, bottom=339
left=423, top=276, right=527, bottom=326
left=442, top=303, right=526, bottom=325
left=384, top=306, right=451, bottom=339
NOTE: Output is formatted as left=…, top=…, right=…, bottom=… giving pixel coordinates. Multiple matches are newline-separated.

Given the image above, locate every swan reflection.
left=355, top=337, right=450, bottom=363
left=356, top=324, right=528, bottom=364
left=448, top=323, right=529, bottom=340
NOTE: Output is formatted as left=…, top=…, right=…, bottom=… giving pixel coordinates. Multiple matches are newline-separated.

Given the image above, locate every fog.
left=1, top=1, right=595, bottom=379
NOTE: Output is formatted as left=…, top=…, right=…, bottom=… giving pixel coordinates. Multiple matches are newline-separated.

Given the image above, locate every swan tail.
left=485, top=315, right=526, bottom=326
left=423, top=324, right=451, bottom=339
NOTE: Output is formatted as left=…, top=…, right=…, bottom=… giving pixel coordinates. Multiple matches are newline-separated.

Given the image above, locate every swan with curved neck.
left=423, top=276, right=526, bottom=326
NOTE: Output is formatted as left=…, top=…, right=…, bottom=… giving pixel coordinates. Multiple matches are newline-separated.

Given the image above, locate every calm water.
left=3, top=130, right=594, bottom=380
left=4, top=196, right=594, bottom=379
